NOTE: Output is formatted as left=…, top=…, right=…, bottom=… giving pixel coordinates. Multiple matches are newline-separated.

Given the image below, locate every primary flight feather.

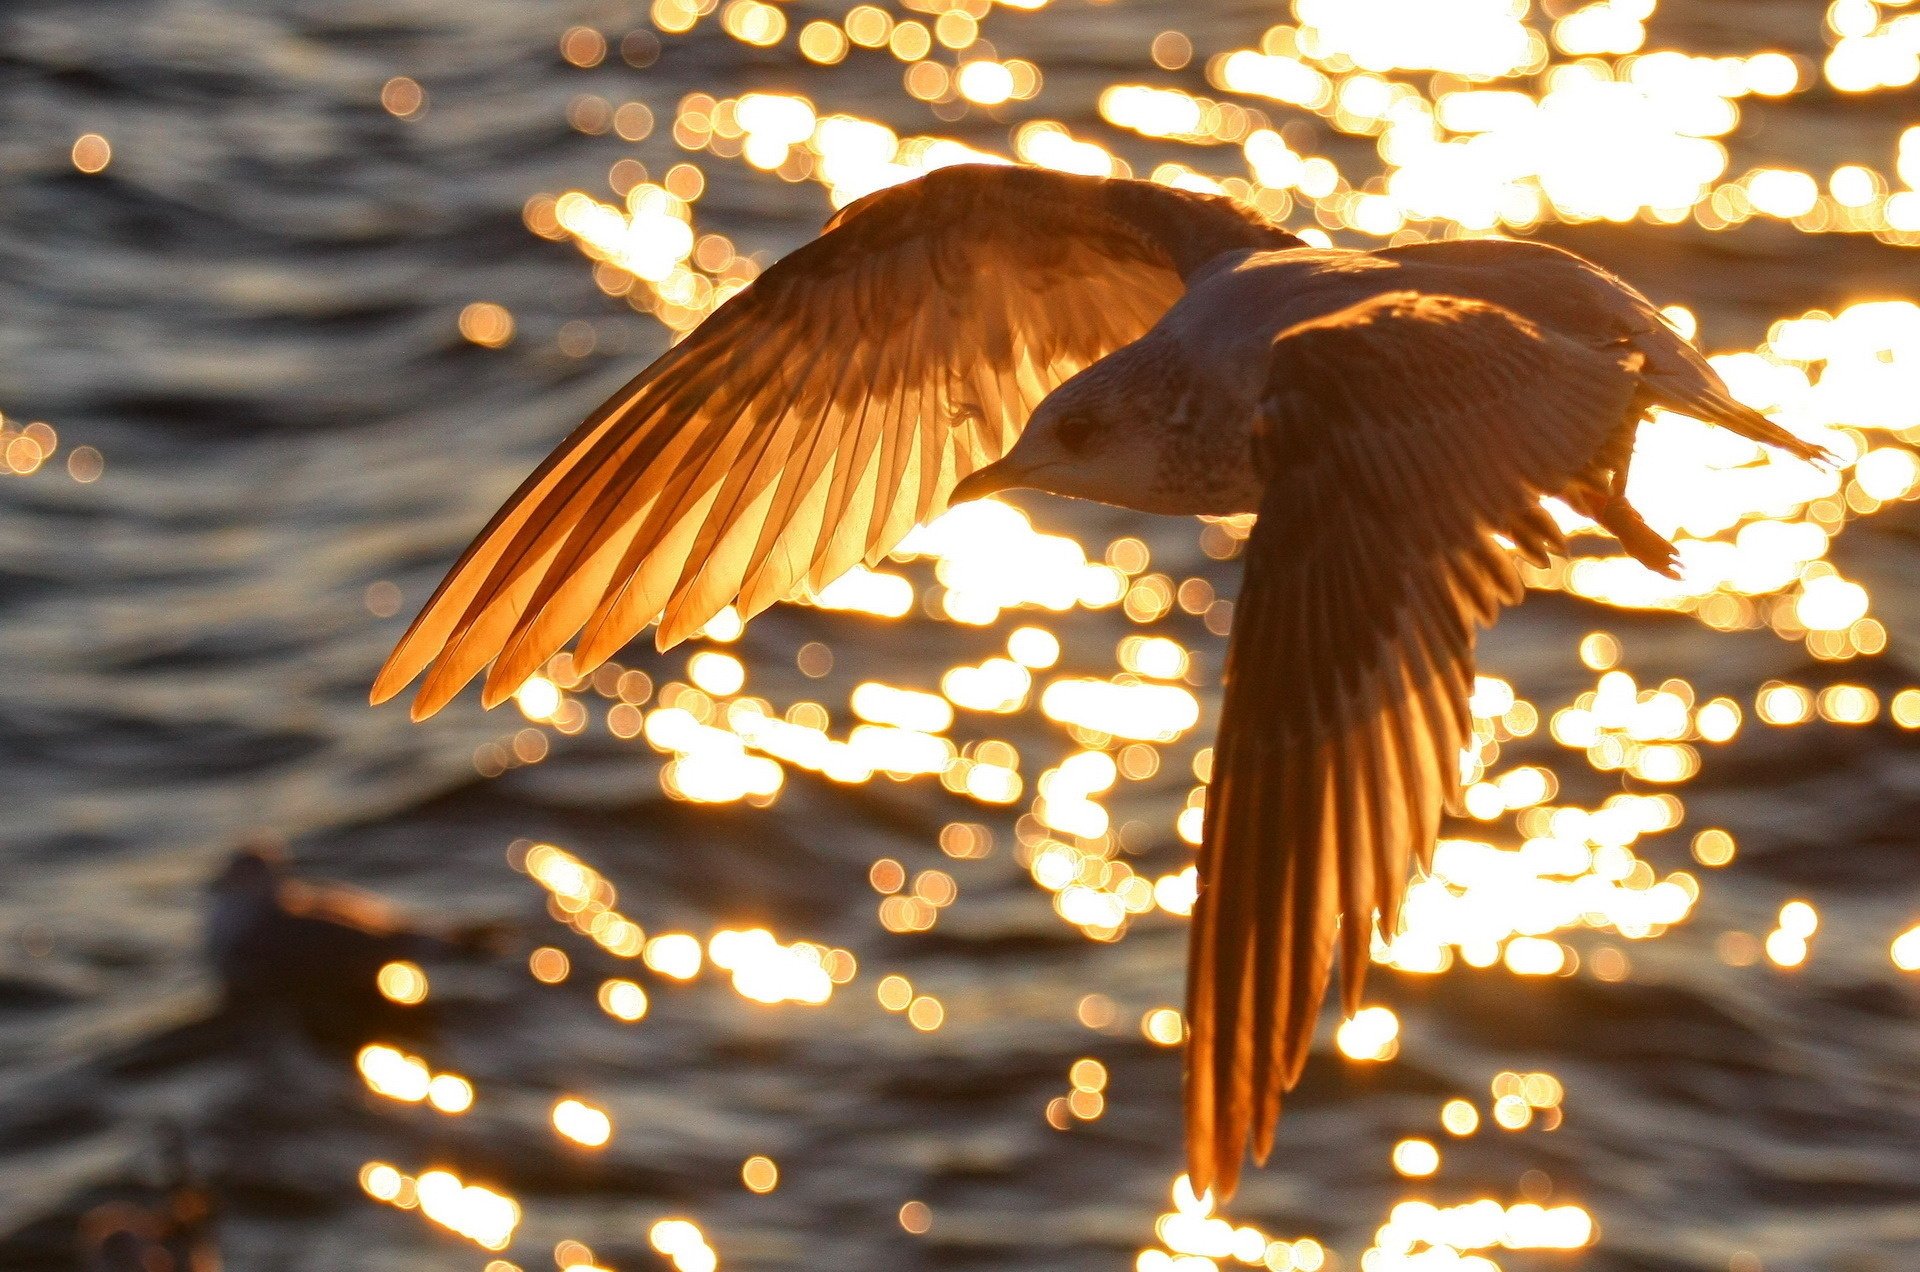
left=375, top=164, right=1828, bottom=1198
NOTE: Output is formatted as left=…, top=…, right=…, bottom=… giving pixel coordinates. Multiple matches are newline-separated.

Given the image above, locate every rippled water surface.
left=3, top=1, right=1919, bottom=1269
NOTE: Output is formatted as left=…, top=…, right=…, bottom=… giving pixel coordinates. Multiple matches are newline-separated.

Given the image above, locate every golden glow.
left=552, top=1097, right=614, bottom=1147
left=376, top=960, right=428, bottom=1005
left=359, top=1162, right=407, bottom=1205
left=516, top=675, right=561, bottom=722
left=428, top=1074, right=476, bottom=1114
left=529, top=946, right=571, bottom=983
left=1826, top=0, right=1920, bottom=92
left=644, top=933, right=704, bottom=979
left=743, top=1154, right=779, bottom=1192
left=1892, top=925, right=1920, bottom=972
left=707, top=927, right=846, bottom=1004
left=72, top=133, right=111, bottom=173
left=1295, top=0, right=1539, bottom=78
left=688, top=650, right=746, bottom=696
left=723, top=0, right=787, bottom=47
left=800, top=21, right=848, bottom=65
left=1008, top=626, right=1062, bottom=668
left=561, top=26, right=607, bottom=67
left=1336, top=1006, right=1400, bottom=1061
left=877, top=973, right=913, bottom=1011
left=1578, top=631, right=1621, bottom=670
left=459, top=302, right=514, bottom=348
left=907, top=995, right=946, bottom=1030
left=957, top=60, right=1016, bottom=106
left=1142, top=1008, right=1186, bottom=1047
left=381, top=77, right=425, bottom=118
left=1141, top=1175, right=1329, bottom=1268
left=1895, top=689, right=1920, bottom=729
left=1691, top=828, right=1736, bottom=867
left=2, top=419, right=61, bottom=477
left=1391, top=1138, right=1440, bottom=1178
left=1040, top=679, right=1199, bottom=742
left=429, top=10, right=1920, bottom=1266
left=1441, top=1099, right=1481, bottom=1136
left=651, top=1219, right=720, bottom=1272
left=386, top=1166, right=518, bottom=1250
left=813, top=565, right=914, bottom=616
left=358, top=1045, right=428, bottom=1102
left=852, top=681, right=952, bottom=732
left=598, top=978, right=650, bottom=1022
left=845, top=7, right=892, bottom=48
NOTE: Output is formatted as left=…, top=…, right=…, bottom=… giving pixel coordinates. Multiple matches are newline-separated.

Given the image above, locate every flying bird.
left=373, top=164, right=1826, bottom=1197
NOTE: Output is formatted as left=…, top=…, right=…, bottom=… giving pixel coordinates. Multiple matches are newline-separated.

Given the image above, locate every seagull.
left=208, top=840, right=504, bottom=1048
left=373, top=164, right=1826, bottom=1197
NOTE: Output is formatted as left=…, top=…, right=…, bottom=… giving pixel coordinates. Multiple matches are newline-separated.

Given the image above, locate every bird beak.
left=951, top=458, right=1021, bottom=504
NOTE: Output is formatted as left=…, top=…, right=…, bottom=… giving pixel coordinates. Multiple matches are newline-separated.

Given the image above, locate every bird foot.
left=1563, top=488, right=1679, bottom=578
left=1597, top=498, right=1680, bottom=579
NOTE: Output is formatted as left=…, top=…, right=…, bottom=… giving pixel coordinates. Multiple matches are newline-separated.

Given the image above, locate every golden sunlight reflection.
left=357, top=1044, right=476, bottom=1114
left=742, top=1154, right=779, bottom=1193
left=0, top=416, right=100, bottom=481
left=552, top=1097, right=615, bottom=1148
left=71, top=132, right=111, bottom=173
left=381, top=0, right=1920, bottom=1262
left=1892, top=924, right=1920, bottom=972
left=1391, top=1137, right=1440, bottom=1178
left=1766, top=899, right=1819, bottom=967
left=1336, top=1006, right=1401, bottom=1062
left=651, top=1218, right=721, bottom=1272
left=458, top=301, right=515, bottom=348
left=361, top=1162, right=519, bottom=1251
left=598, top=977, right=650, bottom=1021
left=375, top=959, right=428, bottom=1005
left=707, top=927, right=851, bottom=1003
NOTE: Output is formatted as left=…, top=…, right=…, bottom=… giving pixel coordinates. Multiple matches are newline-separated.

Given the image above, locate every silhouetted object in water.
left=78, top=1128, right=218, bottom=1272
left=207, top=840, right=502, bottom=1049
left=369, top=164, right=1830, bottom=1196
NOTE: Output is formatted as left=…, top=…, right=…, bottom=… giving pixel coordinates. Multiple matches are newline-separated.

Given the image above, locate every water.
left=2, top=1, right=1918, bottom=1269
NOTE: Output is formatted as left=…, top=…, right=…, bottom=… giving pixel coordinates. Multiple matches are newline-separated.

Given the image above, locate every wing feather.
left=1379, top=236, right=1833, bottom=464
left=1187, top=292, right=1640, bottom=1199
left=378, top=164, right=1293, bottom=715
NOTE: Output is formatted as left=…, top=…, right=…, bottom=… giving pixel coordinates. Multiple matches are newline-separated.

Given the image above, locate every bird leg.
left=1564, top=486, right=1680, bottom=578
left=1556, top=414, right=1679, bottom=578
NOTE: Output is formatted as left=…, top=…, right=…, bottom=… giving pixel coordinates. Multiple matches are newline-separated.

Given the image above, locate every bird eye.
left=1055, top=413, right=1099, bottom=452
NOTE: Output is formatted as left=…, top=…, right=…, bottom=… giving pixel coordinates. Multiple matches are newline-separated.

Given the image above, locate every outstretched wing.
left=1187, top=292, right=1641, bottom=1199
left=375, top=164, right=1292, bottom=718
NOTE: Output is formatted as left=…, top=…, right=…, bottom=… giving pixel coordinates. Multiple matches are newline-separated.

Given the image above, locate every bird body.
left=973, top=238, right=1810, bottom=522
left=374, top=164, right=1827, bottom=1199
left=208, top=842, right=499, bottom=1048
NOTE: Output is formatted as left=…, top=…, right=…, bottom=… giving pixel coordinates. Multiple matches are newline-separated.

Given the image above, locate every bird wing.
left=1378, top=236, right=1831, bottom=464
left=1186, top=292, right=1642, bottom=1199
left=375, top=164, right=1291, bottom=718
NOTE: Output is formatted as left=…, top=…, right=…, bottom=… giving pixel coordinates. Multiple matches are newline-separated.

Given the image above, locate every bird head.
left=211, top=837, right=287, bottom=899
left=949, top=358, right=1149, bottom=508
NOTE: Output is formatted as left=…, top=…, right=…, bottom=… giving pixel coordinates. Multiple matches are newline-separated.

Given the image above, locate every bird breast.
left=1149, top=392, right=1268, bottom=517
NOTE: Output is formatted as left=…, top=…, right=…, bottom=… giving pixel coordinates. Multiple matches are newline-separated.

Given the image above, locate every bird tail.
left=1640, top=342, right=1835, bottom=466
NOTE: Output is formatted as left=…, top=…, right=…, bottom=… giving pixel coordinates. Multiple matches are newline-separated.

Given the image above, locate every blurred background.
left=3, top=0, right=1919, bottom=1269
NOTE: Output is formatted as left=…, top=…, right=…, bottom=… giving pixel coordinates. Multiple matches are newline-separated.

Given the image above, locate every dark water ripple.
left=2, top=2, right=1918, bottom=1270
